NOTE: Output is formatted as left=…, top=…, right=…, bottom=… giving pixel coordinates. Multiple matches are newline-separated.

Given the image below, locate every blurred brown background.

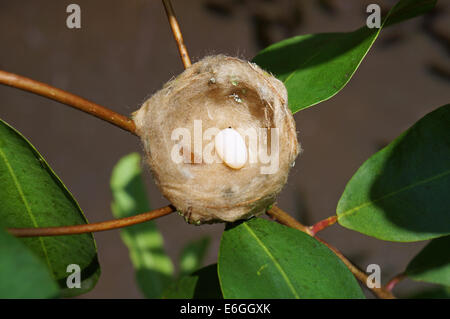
left=0, top=0, right=448, bottom=298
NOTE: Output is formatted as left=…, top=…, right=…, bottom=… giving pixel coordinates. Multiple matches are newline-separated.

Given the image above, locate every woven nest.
left=133, top=55, right=300, bottom=224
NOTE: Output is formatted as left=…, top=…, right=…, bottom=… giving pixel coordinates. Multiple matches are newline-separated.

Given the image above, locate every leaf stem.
left=266, top=206, right=314, bottom=236
left=385, top=272, right=406, bottom=292
left=0, top=70, right=137, bottom=135
left=162, top=0, right=191, bottom=69
left=267, top=206, right=396, bottom=299
left=7, top=205, right=175, bottom=237
left=308, top=215, right=338, bottom=236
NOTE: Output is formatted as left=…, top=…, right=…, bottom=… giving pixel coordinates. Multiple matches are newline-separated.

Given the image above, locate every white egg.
left=214, top=128, right=247, bottom=169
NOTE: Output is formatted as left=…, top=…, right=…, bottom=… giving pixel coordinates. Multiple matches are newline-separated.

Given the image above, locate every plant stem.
left=7, top=205, right=175, bottom=237
left=162, top=0, right=192, bottom=69
left=308, top=215, right=338, bottom=236
left=267, top=206, right=314, bottom=235
left=267, top=206, right=396, bottom=299
left=385, top=272, right=406, bottom=292
left=0, top=70, right=137, bottom=135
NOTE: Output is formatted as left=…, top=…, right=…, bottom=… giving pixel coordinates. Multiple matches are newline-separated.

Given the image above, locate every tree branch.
left=0, top=70, right=137, bottom=135
left=162, top=0, right=191, bottom=69
left=385, top=272, right=406, bottom=292
left=267, top=206, right=396, bottom=299
left=7, top=205, right=175, bottom=237
left=308, top=215, right=338, bottom=236
left=266, top=206, right=314, bottom=235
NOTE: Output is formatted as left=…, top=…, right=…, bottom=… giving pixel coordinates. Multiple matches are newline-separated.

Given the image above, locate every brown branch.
left=267, top=206, right=396, bottom=299
left=0, top=70, right=137, bottom=135
left=308, top=215, right=338, bottom=236
left=267, top=206, right=314, bottom=235
left=162, top=0, right=192, bottom=69
left=385, top=272, right=406, bottom=292
left=7, top=205, right=175, bottom=237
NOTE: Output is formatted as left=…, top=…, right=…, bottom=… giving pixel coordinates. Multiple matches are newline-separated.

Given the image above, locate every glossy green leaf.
left=218, top=218, right=364, bottom=298
left=252, top=0, right=436, bottom=113
left=110, top=152, right=174, bottom=298
left=0, top=227, right=59, bottom=298
left=0, top=119, right=100, bottom=297
left=405, top=236, right=450, bottom=286
left=179, top=237, right=211, bottom=276
left=163, top=264, right=222, bottom=299
left=337, top=105, right=450, bottom=242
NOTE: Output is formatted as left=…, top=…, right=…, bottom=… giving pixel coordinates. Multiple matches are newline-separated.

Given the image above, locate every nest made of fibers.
left=133, top=55, right=300, bottom=224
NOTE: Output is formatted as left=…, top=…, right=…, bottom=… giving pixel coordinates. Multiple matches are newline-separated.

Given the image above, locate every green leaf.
left=337, top=104, right=450, bottom=242
left=252, top=0, right=436, bottom=113
left=163, top=264, right=222, bottom=299
left=0, top=227, right=59, bottom=298
left=384, top=0, right=437, bottom=27
left=405, top=236, right=450, bottom=286
left=407, top=285, right=450, bottom=299
left=110, top=152, right=174, bottom=298
left=0, top=118, right=100, bottom=297
left=218, top=218, right=364, bottom=298
left=179, top=237, right=211, bottom=276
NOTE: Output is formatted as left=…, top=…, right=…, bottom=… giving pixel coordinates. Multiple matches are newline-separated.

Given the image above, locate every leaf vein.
left=339, top=169, right=450, bottom=219
left=0, top=146, right=54, bottom=274
left=243, top=222, right=300, bottom=298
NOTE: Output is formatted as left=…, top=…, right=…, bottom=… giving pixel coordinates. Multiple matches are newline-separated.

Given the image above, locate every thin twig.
left=0, top=70, right=137, bottom=135
left=385, top=272, right=406, bottom=292
left=267, top=206, right=314, bottom=235
left=162, top=0, right=192, bottom=69
left=267, top=206, right=396, bottom=299
left=308, top=215, right=338, bottom=236
left=7, top=205, right=175, bottom=237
